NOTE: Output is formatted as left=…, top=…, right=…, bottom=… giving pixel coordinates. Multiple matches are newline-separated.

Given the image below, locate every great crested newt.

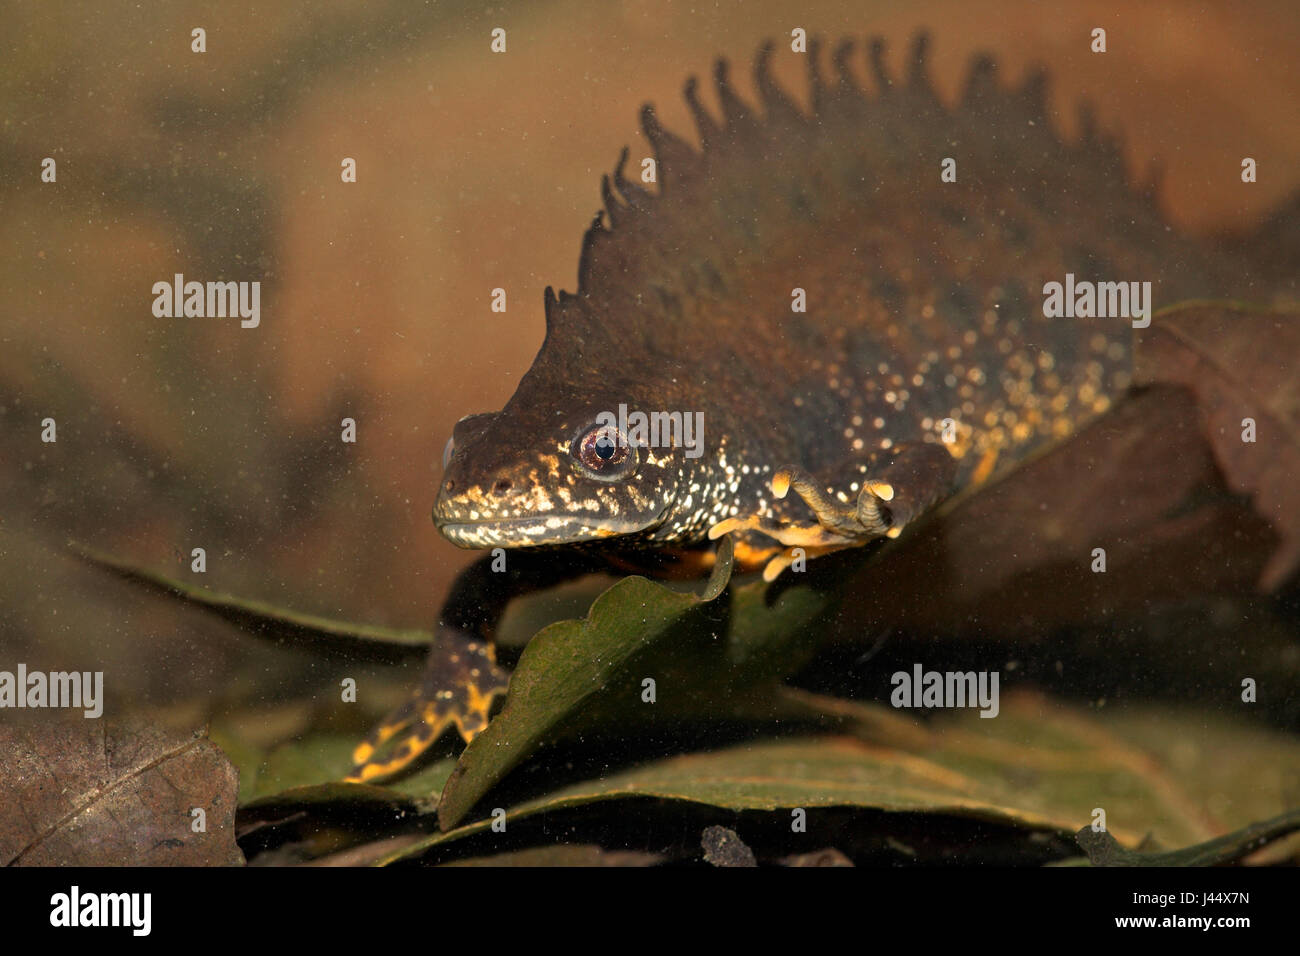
left=346, top=34, right=1298, bottom=782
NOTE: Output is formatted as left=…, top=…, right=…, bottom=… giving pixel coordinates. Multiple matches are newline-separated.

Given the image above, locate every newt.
left=347, top=34, right=1298, bottom=782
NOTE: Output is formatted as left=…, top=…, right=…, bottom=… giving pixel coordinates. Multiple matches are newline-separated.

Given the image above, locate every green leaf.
left=387, top=694, right=1300, bottom=865
left=242, top=733, right=456, bottom=811
left=435, top=536, right=845, bottom=829
left=392, top=732, right=1071, bottom=865
left=67, top=540, right=431, bottom=662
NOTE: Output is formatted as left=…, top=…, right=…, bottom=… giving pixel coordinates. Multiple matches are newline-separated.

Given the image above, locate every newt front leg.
left=346, top=548, right=606, bottom=783
left=710, top=441, right=957, bottom=581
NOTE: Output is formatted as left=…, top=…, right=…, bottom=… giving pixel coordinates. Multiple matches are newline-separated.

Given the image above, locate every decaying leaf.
left=1135, top=302, right=1300, bottom=589
left=838, top=384, right=1276, bottom=640
left=1076, top=808, right=1300, bottom=866
left=0, top=717, right=243, bottom=866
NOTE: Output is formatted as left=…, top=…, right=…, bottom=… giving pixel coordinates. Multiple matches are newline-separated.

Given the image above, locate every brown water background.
left=1, top=0, right=1297, bottom=722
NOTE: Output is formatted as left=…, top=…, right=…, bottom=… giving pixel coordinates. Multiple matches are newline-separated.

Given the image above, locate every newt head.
left=432, top=394, right=686, bottom=549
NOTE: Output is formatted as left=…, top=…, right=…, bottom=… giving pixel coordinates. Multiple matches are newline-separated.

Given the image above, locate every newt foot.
left=345, top=630, right=510, bottom=784
left=713, top=441, right=958, bottom=581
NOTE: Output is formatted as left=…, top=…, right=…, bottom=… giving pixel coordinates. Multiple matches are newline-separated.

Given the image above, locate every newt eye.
left=574, top=423, right=636, bottom=478
left=441, top=435, right=456, bottom=470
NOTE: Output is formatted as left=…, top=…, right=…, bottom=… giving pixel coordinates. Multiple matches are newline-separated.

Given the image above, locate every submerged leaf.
left=0, top=717, right=242, bottom=866
left=1076, top=808, right=1300, bottom=866
left=435, top=535, right=856, bottom=829
left=243, top=733, right=455, bottom=810
left=837, top=384, right=1275, bottom=639
left=436, top=537, right=740, bottom=828
left=385, top=693, right=1300, bottom=866
left=67, top=540, right=431, bottom=662
left=1135, top=302, right=1300, bottom=588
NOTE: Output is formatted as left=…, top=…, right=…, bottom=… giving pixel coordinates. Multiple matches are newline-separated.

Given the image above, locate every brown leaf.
left=0, top=717, right=243, bottom=866
left=1135, top=302, right=1300, bottom=588
left=1075, top=807, right=1300, bottom=866
left=846, top=384, right=1276, bottom=636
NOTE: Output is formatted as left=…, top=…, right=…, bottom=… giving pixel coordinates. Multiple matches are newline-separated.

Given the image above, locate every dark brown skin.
left=347, top=34, right=1298, bottom=782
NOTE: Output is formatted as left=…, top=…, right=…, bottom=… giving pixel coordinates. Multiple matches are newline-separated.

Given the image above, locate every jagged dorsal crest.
left=537, top=32, right=1165, bottom=371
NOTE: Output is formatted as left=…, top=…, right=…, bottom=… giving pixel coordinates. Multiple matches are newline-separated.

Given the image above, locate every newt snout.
left=432, top=404, right=681, bottom=549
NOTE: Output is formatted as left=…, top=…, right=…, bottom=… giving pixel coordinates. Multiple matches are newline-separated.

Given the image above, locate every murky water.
left=1, top=1, right=1298, bottom=869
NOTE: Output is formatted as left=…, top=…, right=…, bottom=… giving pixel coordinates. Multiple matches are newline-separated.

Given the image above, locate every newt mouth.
left=436, top=514, right=661, bottom=549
